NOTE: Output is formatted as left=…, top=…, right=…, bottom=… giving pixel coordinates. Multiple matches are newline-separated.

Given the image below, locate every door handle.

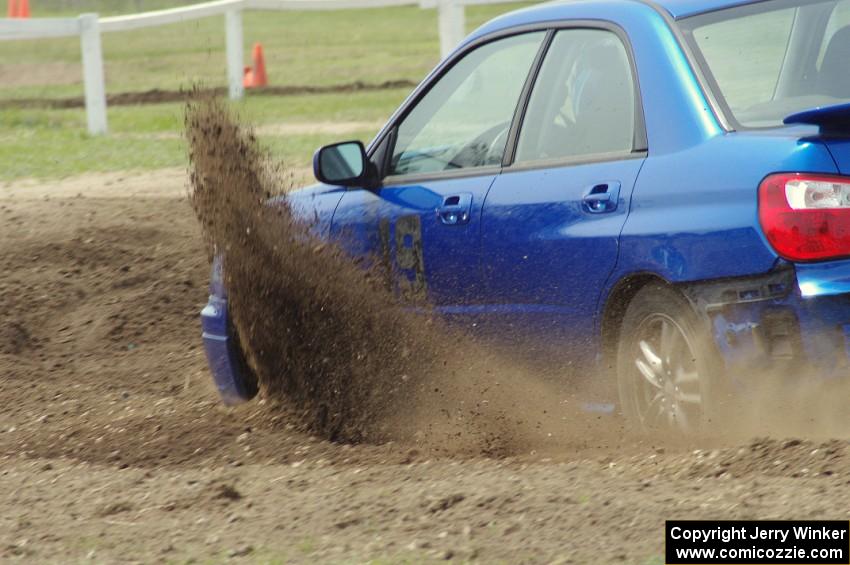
left=436, top=193, right=472, bottom=225
left=582, top=181, right=621, bottom=214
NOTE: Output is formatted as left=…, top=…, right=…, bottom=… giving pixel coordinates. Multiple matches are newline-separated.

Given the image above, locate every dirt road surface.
left=2, top=169, right=850, bottom=564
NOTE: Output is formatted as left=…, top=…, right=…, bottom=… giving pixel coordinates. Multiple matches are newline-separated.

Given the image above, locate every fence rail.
left=0, top=15, right=79, bottom=38
left=0, top=0, right=520, bottom=134
left=99, top=0, right=243, bottom=32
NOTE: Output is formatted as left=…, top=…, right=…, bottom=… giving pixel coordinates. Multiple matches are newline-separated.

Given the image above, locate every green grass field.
left=1, top=89, right=409, bottom=179
left=0, top=1, right=536, bottom=181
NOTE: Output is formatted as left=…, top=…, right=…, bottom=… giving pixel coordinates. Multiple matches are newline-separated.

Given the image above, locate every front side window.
left=389, top=32, right=545, bottom=177
left=514, top=28, right=636, bottom=163
left=680, top=0, right=850, bottom=128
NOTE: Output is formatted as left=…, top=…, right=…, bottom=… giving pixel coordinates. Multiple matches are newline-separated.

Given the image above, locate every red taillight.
left=758, top=173, right=850, bottom=262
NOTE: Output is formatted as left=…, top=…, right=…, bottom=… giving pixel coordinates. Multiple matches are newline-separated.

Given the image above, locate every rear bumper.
left=200, top=258, right=257, bottom=405
left=684, top=263, right=850, bottom=384
left=797, top=258, right=850, bottom=298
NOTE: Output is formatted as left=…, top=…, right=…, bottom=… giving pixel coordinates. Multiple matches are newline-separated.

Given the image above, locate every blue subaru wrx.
left=203, top=0, right=850, bottom=434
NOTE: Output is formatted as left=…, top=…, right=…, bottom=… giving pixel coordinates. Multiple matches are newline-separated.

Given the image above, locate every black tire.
left=616, top=283, right=721, bottom=435
left=229, top=323, right=259, bottom=400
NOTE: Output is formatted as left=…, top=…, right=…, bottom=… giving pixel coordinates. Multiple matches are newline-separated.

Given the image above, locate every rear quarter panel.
left=614, top=132, right=839, bottom=286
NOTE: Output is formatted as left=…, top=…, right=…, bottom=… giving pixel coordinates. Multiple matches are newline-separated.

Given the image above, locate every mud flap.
left=201, top=296, right=258, bottom=405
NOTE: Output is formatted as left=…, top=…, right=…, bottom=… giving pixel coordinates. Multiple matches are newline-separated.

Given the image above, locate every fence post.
left=79, top=13, right=107, bottom=135
left=225, top=8, right=244, bottom=100
left=437, top=0, right=464, bottom=58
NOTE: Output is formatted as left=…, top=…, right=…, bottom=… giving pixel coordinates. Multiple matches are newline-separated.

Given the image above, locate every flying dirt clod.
left=186, top=97, right=440, bottom=443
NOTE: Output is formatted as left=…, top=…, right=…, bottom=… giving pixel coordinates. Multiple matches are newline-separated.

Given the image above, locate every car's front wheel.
left=616, top=283, right=719, bottom=435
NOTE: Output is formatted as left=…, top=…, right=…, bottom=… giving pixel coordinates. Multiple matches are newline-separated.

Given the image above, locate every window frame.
left=367, top=20, right=649, bottom=187
left=385, top=30, right=548, bottom=179
left=507, top=26, right=646, bottom=170
left=677, top=0, right=843, bottom=131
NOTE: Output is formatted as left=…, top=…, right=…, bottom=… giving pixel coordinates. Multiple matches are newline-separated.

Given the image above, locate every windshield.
left=680, top=0, right=850, bottom=128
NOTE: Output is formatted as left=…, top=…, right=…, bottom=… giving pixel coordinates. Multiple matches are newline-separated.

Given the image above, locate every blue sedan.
left=202, top=0, right=850, bottom=434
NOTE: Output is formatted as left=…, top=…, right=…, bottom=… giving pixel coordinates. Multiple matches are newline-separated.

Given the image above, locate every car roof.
left=651, top=0, right=756, bottom=19
left=466, top=0, right=760, bottom=44
left=490, top=0, right=757, bottom=23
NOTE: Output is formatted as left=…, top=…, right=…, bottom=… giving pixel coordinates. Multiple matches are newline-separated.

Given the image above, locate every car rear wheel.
left=616, top=283, right=719, bottom=435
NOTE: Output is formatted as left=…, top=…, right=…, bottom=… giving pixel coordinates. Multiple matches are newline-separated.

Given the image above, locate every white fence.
left=0, top=0, right=523, bottom=135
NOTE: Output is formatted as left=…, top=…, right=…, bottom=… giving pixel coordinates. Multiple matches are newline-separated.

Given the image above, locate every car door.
left=479, top=27, right=647, bottom=366
left=331, top=32, right=546, bottom=308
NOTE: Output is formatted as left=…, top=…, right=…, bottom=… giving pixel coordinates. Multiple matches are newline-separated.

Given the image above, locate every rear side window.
left=514, top=29, right=636, bottom=164
left=689, top=7, right=796, bottom=120
left=680, top=0, right=850, bottom=128
left=389, top=32, right=545, bottom=177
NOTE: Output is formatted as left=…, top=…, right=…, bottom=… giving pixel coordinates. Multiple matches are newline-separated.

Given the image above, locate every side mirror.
left=313, top=140, right=377, bottom=188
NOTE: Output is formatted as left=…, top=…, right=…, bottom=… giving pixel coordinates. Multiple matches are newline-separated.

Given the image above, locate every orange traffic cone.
left=7, top=0, right=18, bottom=18
left=251, top=43, right=267, bottom=88
left=17, top=0, right=29, bottom=18
left=243, top=43, right=268, bottom=89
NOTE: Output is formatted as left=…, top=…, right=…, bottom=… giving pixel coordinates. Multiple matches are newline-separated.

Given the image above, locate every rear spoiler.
left=784, top=103, right=850, bottom=136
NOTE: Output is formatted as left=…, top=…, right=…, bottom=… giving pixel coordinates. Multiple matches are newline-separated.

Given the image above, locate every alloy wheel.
left=631, top=313, right=702, bottom=433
